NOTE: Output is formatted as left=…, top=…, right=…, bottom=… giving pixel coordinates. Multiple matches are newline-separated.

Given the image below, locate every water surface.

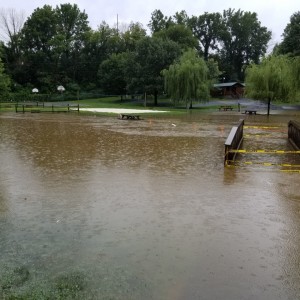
left=0, top=111, right=300, bottom=299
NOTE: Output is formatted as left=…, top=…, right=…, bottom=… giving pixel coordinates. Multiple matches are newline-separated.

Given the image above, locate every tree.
left=0, top=9, right=26, bottom=87
left=0, top=56, right=11, bottom=99
left=278, top=11, right=300, bottom=56
left=127, top=36, right=181, bottom=105
left=18, top=3, right=91, bottom=90
left=121, top=22, right=146, bottom=51
left=79, top=22, right=123, bottom=86
left=188, top=12, right=224, bottom=60
left=98, top=52, right=128, bottom=96
left=54, top=3, right=90, bottom=82
left=162, top=49, right=209, bottom=108
left=148, top=9, right=173, bottom=33
left=220, top=9, right=271, bottom=81
left=245, top=55, right=295, bottom=115
left=0, top=8, right=25, bottom=58
left=153, top=24, right=198, bottom=50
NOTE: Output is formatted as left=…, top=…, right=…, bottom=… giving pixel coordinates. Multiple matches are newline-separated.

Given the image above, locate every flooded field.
left=0, top=111, right=300, bottom=299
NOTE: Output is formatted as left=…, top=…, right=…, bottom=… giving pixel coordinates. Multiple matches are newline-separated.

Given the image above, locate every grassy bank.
left=0, top=96, right=220, bottom=117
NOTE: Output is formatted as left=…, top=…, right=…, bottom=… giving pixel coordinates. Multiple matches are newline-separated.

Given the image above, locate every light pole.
left=32, top=88, right=39, bottom=104
left=57, top=85, right=65, bottom=101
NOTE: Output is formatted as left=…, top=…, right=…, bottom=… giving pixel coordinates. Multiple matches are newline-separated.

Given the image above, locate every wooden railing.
left=224, top=119, right=244, bottom=166
left=15, top=102, right=80, bottom=113
left=288, top=120, right=300, bottom=150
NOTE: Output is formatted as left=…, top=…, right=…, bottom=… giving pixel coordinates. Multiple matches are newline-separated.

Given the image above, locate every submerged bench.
left=219, top=105, right=233, bottom=111
left=245, top=109, right=257, bottom=115
left=118, top=114, right=140, bottom=120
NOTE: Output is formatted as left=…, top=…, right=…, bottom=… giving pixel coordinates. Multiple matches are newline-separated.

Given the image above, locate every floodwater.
left=0, top=111, right=300, bottom=300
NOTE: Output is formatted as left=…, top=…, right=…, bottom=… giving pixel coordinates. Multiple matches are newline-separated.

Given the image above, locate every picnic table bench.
left=118, top=114, right=140, bottom=120
left=244, top=109, right=257, bottom=115
left=219, top=105, right=233, bottom=111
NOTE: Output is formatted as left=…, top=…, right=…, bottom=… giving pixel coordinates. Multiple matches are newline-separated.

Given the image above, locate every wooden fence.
left=224, top=119, right=244, bottom=166
left=288, top=120, right=300, bottom=150
left=14, top=102, right=79, bottom=113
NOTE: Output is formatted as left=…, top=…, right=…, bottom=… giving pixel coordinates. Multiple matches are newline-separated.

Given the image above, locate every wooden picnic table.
left=118, top=114, right=140, bottom=120
left=219, top=105, right=233, bottom=111
left=244, top=109, right=257, bottom=115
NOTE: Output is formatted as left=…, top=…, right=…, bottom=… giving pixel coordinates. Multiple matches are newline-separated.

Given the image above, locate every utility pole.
left=117, top=14, right=119, bottom=35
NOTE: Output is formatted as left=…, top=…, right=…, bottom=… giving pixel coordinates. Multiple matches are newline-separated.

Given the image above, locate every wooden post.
left=224, top=119, right=244, bottom=166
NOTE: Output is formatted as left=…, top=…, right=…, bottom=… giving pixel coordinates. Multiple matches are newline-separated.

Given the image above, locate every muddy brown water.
left=0, top=111, right=300, bottom=299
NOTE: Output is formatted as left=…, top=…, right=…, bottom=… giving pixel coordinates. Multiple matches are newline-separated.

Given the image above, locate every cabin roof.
left=213, top=82, right=245, bottom=88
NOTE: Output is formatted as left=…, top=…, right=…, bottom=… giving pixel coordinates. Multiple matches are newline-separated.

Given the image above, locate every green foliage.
left=206, top=58, right=221, bottom=83
left=245, top=55, right=298, bottom=103
left=162, top=49, right=210, bottom=108
left=278, top=11, right=300, bottom=56
left=17, top=3, right=91, bottom=87
left=220, top=9, right=271, bottom=81
left=121, top=22, right=147, bottom=51
left=148, top=9, right=173, bottom=33
left=98, top=52, right=128, bottom=95
left=126, top=36, right=181, bottom=105
left=188, top=12, right=224, bottom=60
left=0, top=5, right=279, bottom=96
left=0, top=57, right=11, bottom=99
left=153, top=24, right=198, bottom=50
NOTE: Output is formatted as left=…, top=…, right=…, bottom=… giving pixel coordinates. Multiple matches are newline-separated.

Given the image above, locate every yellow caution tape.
left=229, top=149, right=300, bottom=154
left=226, top=160, right=300, bottom=167
left=244, top=126, right=284, bottom=129
left=244, top=134, right=284, bottom=138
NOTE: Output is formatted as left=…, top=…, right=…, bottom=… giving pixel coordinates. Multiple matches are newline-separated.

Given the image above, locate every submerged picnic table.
left=118, top=114, right=140, bottom=120
left=244, top=109, right=257, bottom=115
left=219, top=105, right=233, bottom=111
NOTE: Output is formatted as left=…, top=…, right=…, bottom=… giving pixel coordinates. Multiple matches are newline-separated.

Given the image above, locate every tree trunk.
left=267, top=97, right=271, bottom=116
left=154, top=90, right=158, bottom=106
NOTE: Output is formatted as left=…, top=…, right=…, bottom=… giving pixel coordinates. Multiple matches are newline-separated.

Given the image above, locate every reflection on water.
left=0, top=112, right=300, bottom=299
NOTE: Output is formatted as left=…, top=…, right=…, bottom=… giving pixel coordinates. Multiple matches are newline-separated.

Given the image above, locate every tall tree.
left=19, top=5, right=58, bottom=88
left=79, top=22, right=118, bottom=86
left=162, top=49, right=209, bottom=108
left=0, top=9, right=25, bottom=86
left=278, top=11, right=300, bottom=56
left=98, top=52, right=128, bottom=96
left=0, top=8, right=25, bottom=56
left=153, top=24, right=198, bottom=50
left=54, top=3, right=90, bottom=82
left=121, top=22, right=146, bottom=51
left=0, top=56, right=11, bottom=99
left=127, top=36, right=181, bottom=105
left=18, top=4, right=91, bottom=90
left=148, top=9, right=173, bottom=33
left=220, top=9, right=271, bottom=81
left=188, top=12, right=224, bottom=60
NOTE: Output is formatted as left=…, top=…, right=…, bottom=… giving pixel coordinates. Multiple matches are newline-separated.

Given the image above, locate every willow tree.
left=245, top=55, right=295, bottom=116
left=162, top=49, right=209, bottom=108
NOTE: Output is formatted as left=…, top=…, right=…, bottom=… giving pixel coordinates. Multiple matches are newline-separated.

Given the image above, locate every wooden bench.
left=118, top=114, right=140, bottom=120
left=245, top=109, right=257, bottom=115
left=219, top=105, right=233, bottom=111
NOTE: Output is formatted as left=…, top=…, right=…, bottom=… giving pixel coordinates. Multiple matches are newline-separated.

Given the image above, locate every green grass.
left=0, top=96, right=232, bottom=117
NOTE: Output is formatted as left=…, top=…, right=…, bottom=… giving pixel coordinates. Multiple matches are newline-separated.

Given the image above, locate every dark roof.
left=213, top=82, right=245, bottom=88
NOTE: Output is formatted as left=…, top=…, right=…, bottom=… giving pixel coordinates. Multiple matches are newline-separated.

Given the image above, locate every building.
left=211, top=82, right=245, bottom=98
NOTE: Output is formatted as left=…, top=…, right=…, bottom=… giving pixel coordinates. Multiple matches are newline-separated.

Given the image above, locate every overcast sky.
left=1, top=0, right=299, bottom=48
